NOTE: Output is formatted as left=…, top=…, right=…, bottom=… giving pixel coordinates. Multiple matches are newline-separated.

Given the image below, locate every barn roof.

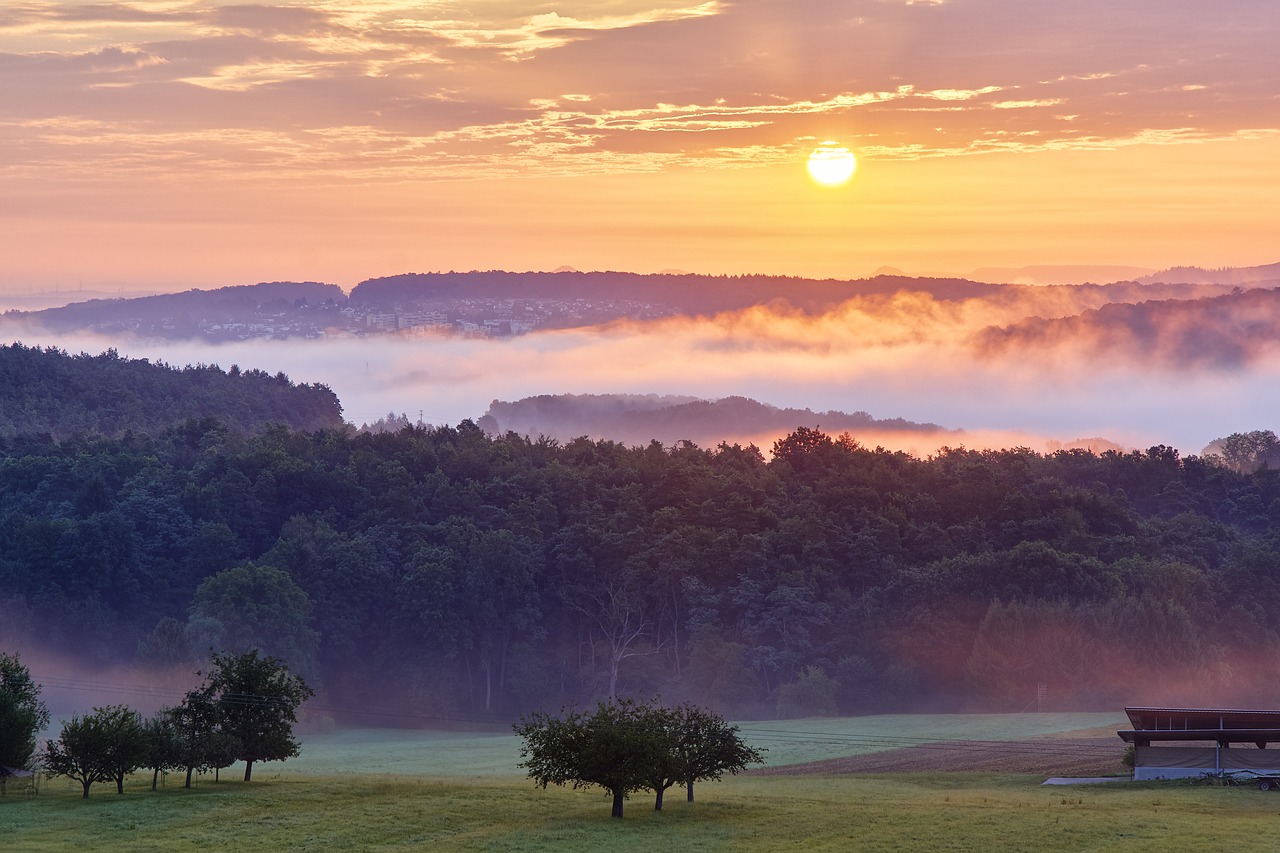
left=1119, top=707, right=1280, bottom=746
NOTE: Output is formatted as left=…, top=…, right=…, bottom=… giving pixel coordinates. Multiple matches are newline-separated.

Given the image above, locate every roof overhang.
left=1120, top=707, right=1280, bottom=748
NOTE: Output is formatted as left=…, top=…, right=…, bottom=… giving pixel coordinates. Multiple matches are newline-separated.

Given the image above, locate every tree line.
left=0, top=343, right=342, bottom=439
left=1, top=650, right=310, bottom=797
left=4, top=401, right=1280, bottom=718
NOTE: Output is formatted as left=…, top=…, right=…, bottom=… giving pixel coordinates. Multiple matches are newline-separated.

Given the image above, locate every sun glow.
left=806, top=141, right=857, bottom=186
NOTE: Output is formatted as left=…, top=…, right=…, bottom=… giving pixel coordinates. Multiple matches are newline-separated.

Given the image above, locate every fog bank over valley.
left=5, top=268, right=1280, bottom=455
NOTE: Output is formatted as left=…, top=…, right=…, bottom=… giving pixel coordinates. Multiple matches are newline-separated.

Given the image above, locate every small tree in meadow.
left=667, top=702, right=763, bottom=804
left=515, top=698, right=670, bottom=818
left=205, top=649, right=312, bottom=782
left=43, top=706, right=150, bottom=798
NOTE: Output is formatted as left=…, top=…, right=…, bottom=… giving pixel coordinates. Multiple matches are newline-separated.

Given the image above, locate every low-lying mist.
left=5, top=284, right=1280, bottom=454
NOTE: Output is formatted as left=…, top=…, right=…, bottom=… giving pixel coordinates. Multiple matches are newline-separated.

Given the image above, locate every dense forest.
left=5, top=371, right=1280, bottom=720
left=0, top=344, right=343, bottom=438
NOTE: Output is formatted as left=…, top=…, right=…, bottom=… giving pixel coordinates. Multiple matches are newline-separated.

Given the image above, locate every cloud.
left=974, top=287, right=1280, bottom=369
left=1, top=0, right=1276, bottom=186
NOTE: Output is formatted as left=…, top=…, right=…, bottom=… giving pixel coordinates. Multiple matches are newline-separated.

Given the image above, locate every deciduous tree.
left=666, top=702, right=763, bottom=803
left=205, top=649, right=312, bottom=781
left=0, top=651, right=49, bottom=790
left=515, top=698, right=670, bottom=818
left=43, top=705, right=149, bottom=798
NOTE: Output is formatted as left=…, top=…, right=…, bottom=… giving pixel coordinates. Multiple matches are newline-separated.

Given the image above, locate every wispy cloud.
left=3, top=0, right=1276, bottom=183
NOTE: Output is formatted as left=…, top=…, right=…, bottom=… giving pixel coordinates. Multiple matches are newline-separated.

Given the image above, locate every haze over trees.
left=5, top=352, right=1280, bottom=720
left=29, top=649, right=311, bottom=797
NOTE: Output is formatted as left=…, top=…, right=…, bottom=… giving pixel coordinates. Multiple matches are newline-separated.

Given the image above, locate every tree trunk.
left=152, top=767, right=160, bottom=791
left=81, top=779, right=91, bottom=799
left=244, top=760, right=254, bottom=782
left=654, top=785, right=665, bottom=811
left=687, top=779, right=694, bottom=802
left=185, top=765, right=193, bottom=788
left=116, top=772, right=125, bottom=794
left=611, top=789, right=624, bottom=818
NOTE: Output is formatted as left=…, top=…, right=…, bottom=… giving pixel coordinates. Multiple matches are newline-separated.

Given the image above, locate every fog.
left=6, top=286, right=1280, bottom=455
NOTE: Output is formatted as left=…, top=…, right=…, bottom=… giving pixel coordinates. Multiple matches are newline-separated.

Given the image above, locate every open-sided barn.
left=1118, top=707, right=1280, bottom=780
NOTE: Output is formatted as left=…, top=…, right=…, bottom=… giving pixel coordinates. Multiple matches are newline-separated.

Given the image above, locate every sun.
left=806, top=141, right=857, bottom=187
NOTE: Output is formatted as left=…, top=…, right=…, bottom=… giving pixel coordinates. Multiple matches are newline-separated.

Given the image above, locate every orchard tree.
left=205, top=649, right=313, bottom=781
left=169, top=686, right=235, bottom=788
left=0, top=651, right=50, bottom=790
left=142, top=711, right=184, bottom=791
left=667, top=702, right=763, bottom=803
left=43, top=706, right=150, bottom=798
left=515, top=698, right=671, bottom=819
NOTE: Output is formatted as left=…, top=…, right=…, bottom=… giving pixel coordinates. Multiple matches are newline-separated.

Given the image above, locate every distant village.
left=83, top=295, right=681, bottom=342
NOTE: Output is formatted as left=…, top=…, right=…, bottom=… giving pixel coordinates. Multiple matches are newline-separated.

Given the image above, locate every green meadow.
left=10, top=712, right=1277, bottom=852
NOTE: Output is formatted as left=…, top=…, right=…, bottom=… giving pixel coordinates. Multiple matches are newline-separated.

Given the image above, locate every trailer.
left=1221, top=770, right=1280, bottom=790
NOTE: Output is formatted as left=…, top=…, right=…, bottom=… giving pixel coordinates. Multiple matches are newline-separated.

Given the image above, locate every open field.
left=17, top=712, right=1256, bottom=852
left=275, top=711, right=1129, bottom=776
left=11, top=771, right=1280, bottom=852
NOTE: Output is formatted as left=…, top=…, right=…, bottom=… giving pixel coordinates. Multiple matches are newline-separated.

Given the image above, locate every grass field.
left=276, top=711, right=1128, bottom=776
left=13, top=712, right=1274, bottom=852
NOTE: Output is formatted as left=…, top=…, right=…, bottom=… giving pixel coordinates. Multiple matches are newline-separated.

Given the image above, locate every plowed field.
left=752, top=733, right=1125, bottom=777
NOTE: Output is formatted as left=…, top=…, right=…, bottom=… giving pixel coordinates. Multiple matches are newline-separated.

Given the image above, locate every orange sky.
left=2, top=1, right=1279, bottom=291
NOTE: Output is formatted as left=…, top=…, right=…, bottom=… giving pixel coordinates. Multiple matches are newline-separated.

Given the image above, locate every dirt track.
left=751, top=735, right=1126, bottom=777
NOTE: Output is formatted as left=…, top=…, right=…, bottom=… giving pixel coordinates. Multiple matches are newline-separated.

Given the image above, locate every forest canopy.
left=0, top=343, right=342, bottom=438
left=2, top=374, right=1278, bottom=719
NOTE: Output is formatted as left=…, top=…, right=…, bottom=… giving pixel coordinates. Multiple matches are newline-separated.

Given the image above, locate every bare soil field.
left=752, top=728, right=1126, bottom=777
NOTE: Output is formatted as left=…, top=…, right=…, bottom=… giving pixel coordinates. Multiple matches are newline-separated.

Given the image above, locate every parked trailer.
left=1221, top=771, right=1280, bottom=790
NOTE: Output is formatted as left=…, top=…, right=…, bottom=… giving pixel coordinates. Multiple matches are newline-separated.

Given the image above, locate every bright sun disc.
left=807, top=141, right=857, bottom=186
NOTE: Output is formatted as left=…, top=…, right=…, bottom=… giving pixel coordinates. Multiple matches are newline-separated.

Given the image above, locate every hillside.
left=3, top=398, right=1279, bottom=722
left=1137, top=261, right=1280, bottom=286
left=348, top=270, right=1005, bottom=314
left=479, top=394, right=953, bottom=448
left=0, top=343, right=343, bottom=438
left=8, top=281, right=345, bottom=338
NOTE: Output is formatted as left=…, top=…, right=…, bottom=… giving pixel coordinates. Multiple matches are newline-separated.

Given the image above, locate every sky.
left=2, top=0, right=1279, bottom=290
left=3, top=1, right=1280, bottom=453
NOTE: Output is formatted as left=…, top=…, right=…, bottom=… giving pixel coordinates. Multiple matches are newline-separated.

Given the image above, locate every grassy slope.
left=24, top=712, right=1256, bottom=853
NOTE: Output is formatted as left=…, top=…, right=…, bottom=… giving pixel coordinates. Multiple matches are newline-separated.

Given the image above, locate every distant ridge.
left=1137, top=261, right=1280, bottom=285
left=349, top=270, right=1004, bottom=314
left=479, top=393, right=955, bottom=449
left=969, top=265, right=1156, bottom=285
left=10, top=281, right=344, bottom=333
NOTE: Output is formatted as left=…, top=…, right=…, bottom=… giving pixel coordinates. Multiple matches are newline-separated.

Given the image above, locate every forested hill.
left=4, top=415, right=1280, bottom=722
left=0, top=344, right=342, bottom=438
left=10, top=281, right=343, bottom=334
left=349, top=271, right=1003, bottom=313
left=479, top=394, right=954, bottom=447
